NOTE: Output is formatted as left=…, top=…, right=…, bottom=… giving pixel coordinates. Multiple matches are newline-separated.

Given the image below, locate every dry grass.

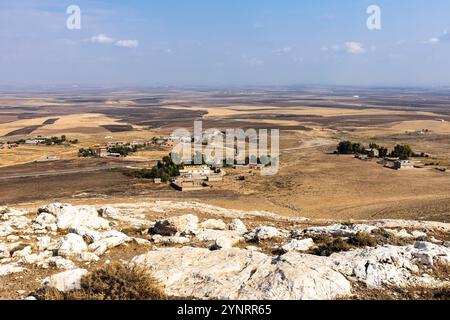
left=308, top=235, right=352, bottom=256
left=346, top=282, right=450, bottom=300
left=36, top=263, right=167, bottom=300
left=427, top=262, right=450, bottom=282
left=307, top=229, right=413, bottom=257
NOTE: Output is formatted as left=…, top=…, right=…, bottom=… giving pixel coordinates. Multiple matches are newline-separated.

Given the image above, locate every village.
left=342, top=141, right=447, bottom=172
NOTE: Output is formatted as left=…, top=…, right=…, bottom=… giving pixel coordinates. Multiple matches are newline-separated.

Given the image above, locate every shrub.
left=37, top=263, right=167, bottom=300
left=309, top=235, right=352, bottom=256
left=347, top=232, right=379, bottom=247
left=124, top=155, right=181, bottom=182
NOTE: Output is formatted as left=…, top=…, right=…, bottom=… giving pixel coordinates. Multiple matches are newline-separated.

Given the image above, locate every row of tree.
left=126, top=155, right=181, bottom=182
left=336, top=141, right=415, bottom=159
left=9, top=135, right=77, bottom=146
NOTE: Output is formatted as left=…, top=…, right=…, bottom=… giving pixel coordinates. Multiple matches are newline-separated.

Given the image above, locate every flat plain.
left=1, top=86, right=450, bottom=222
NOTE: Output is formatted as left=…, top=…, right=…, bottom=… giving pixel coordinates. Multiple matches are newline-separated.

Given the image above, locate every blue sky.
left=1, top=0, right=450, bottom=87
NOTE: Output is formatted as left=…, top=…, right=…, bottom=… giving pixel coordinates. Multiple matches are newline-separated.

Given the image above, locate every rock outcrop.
left=131, top=247, right=352, bottom=300
left=1, top=202, right=450, bottom=301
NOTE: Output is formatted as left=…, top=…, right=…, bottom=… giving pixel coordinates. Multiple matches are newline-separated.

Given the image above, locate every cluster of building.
left=89, top=137, right=175, bottom=158
left=24, top=136, right=48, bottom=145
left=392, top=159, right=415, bottom=170
left=171, top=165, right=225, bottom=192
left=90, top=145, right=121, bottom=158
left=354, top=148, right=380, bottom=160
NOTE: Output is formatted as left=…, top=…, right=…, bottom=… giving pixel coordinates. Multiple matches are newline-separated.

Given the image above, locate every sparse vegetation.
left=309, top=235, right=351, bottom=256
left=307, top=229, right=412, bottom=257
left=35, top=263, right=167, bottom=300
left=347, top=282, right=450, bottom=300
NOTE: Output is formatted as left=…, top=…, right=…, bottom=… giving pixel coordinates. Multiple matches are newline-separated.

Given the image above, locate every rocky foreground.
left=0, top=202, right=449, bottom=300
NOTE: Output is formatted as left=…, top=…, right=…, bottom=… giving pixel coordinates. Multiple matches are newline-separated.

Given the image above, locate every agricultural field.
left=1, top=87, right=450, bottom=222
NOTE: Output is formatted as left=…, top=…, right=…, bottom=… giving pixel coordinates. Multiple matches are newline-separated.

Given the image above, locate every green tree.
left=392, top=144, right=413, bottom=159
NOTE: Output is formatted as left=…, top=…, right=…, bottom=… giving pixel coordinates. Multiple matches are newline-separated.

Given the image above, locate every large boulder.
left=131, top=247, right=351, bottom=300
left=42, top=269, right=88, bottom=292
left=88, top=230, right=130, bottom=256
left=228, top=219, right=247, bottom=234
left=151, top=214, right=199, bottom=236
left=39, top=203, right=110, bottom=231
left=280, top=239, right=315, bottom=253
left=195, top=229, right=243, bottom=249
left=246, top=226, right=283, bottom=241
left=34, top=212, right=57, bottom=226
left=32, top=213, right=58, bottom=232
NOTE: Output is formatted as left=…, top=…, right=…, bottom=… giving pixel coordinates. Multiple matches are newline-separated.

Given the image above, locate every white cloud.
left=425, top=31, right=450, bottom=45
left=344, top=42, right=366, bottom=54
left=90, top=34, right=114, bottom=44
left=426, top=37, right=440, bottom=45
left=322, top=42, right=369, bottom=55
left=115, top=40, right=139, bottom=48
left=272, top=47, right=292, bottom=55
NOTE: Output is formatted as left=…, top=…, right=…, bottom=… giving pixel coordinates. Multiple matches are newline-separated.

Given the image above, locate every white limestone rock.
left=247, top=226, right=283, bottom=241
left=42, top=269, right=87, bottom=292
left=12, top=246, right=32, bottom=258
left=200, top=219, right=227, bottom=230
left=280, top=238, right=315, bottom=253
left=88, top=230, right=130, bottom=256
left=331, top=242, right=450, bottom=289
left=228, top=219, right=247, bottom=234
left=132, top=238, right=152, bottom=246
left=77, top=252, right=100, bottom=263
left=68, top=227, right=102, bottom=244
left=34, top=212, right=57, bottom=227
left=302, top=224, right=379, bottom=237
left=6, top=235, right=20, bottom=242
left=152, top=235, right=190, bottom=245
left=39, top=203, right=110, bottom=231
left=196, top=229, right=244, bottom=249
left=48, top=256, right=76, bottom=270
left=0, top=263, right=24, bottom=276
left=151, top=214, right=199, bottom=236
left=21, top=251, right=53, bottom=265
left=98, top=206, right=120, bottom=219
left=0, top=225, right=14, bottom=237
left=36, top=236, right=57, bottom=251
left=131, top=247, right=352, bottom=300
left=57, top=234, right=87, bottom=257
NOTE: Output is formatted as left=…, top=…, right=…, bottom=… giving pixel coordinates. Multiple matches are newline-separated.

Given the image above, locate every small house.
left=91, top=145, right=108, bottom=158
left=365, top=148, right=379, bottom=158
left=394, top=160, right=414, bottom=170
left=179, top=165, right=211, bottom=177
